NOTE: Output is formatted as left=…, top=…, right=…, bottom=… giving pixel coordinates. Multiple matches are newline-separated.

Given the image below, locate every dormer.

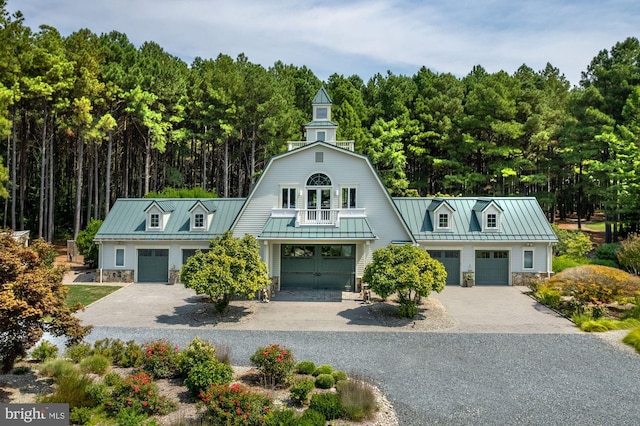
left=188, top=200, right=217, bottom=231
left=427, top=199, right=455, bottom=231
left=305, top=87, right=338, bottom=143
left=144, top=200, right=175, bottom=231
left=472, top=198, right=503, bottom=232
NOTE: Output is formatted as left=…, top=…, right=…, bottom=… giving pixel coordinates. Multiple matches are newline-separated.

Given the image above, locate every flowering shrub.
left=142, top=339, right=180, bottom=378
left=200, top=383, right=272, bottom=425
left=250, top=344, right=296, bottom=387
left=107, top=371, right=177, bottom=416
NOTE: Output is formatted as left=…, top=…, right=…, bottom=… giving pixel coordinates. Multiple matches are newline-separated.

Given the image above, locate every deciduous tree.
left=363, top=244, right=446, bottom=318
left=180, top=231, right=270, bottom=313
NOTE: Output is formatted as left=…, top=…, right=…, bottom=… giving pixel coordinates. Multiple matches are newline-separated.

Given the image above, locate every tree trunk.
left=105, top=130, right=113, bottom=214
left=86, top=147, right=93, bottom=225
left=38, top=105, right=47, bottom=239
left=94, top=143, right=99, bottom=219
left=144, top=130, right=151, bottom=195
left=74, top=135, right=85, bottom=239
left=47, top=132, right=54, bottom=242
left=11, top=111, right=16, bottom=230
left=224, top=138, right=229, bottom=197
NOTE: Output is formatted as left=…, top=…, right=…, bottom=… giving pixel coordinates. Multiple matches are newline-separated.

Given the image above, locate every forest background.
left=1, top=1, right=640, bottom=244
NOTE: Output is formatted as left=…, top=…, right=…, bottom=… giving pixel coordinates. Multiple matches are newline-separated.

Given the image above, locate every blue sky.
left=7, top=0, right=640, bottom=86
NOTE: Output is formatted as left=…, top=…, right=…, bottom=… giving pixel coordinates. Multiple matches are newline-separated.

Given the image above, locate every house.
left=95, top=87, right=557, bottom=289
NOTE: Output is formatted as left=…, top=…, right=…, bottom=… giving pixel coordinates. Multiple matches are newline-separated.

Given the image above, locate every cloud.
left=7, top=0, right=640, bottom=84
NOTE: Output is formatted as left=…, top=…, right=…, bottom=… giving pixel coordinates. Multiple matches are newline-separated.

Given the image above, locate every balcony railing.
left=271, top=208, right=366, bottom=227
left=287, top=140, right=354, bottom=151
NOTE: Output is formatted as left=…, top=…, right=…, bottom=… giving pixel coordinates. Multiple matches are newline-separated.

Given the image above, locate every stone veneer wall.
left=512, top=272, right=550, bottom=286
left=99, top=269, right=134, bottom=283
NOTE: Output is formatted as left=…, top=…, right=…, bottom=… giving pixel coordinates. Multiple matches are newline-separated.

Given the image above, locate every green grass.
left=583, top=222, right=606, bottom=231
left=65, top=285, right=121, bottom=309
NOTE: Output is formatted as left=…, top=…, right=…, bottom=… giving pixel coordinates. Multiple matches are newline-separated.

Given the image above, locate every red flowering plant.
left=106, top=371, right=177, bottom=416
left=199, top=382, right=272, bottom=426
left=249, top=344, right=296, bottom=388
left=141, top=339, right=180, bottom=379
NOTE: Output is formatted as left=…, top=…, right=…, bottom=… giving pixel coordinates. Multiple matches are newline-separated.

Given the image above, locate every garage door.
left=427, top=250, right=460, bottom=285
left=281, top=244, right=355, bottom=291
left=475, top=250, right=509, bottom=285
left=138, top=249, right=169, bottom=282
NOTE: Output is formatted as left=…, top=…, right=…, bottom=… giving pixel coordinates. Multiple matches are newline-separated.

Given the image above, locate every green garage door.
left=475, top=250, right=509, bottom=285
left=428, top=250, right=460, bottom=285
left=138, top=249, right=169, bottom=283
left=281, top=244, right=355, bottom=291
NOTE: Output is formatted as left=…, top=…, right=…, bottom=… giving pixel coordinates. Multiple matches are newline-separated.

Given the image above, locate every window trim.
left=437, top=212, right=450, bottom=229
left=115, top=247, right=125, bottom=268
left=281, top=187, right=297, bottom=209
left=193, top=213, right=205, bottom=229
left=149, top=213, right=160, bottom=229
left=341, top=186, right=357, bottom=209
left=523, top=249, right=534, bottom=270
left=485, top=213, right=498, bottom=230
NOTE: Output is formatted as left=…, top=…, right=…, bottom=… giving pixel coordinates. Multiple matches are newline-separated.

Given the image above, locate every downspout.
left=99, top=241, right=103, bottom=284
left=547, top=242, right=552, bottom=278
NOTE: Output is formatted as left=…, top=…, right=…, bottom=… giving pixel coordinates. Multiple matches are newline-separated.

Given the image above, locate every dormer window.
left=149, top=213, right=160, bottom=228
left=438, top=213, right=449, bottom=229
left=194, top=213, right=204, bottom=229
left=486, top=213, right=497, bottom=229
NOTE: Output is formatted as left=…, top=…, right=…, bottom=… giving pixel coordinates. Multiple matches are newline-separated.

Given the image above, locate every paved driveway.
left=76, top=283, right=577, bottom=334
left=71, top=284, right=640, bottom=425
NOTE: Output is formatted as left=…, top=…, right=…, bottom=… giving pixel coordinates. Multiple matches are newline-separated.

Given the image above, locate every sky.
left=6, top=0, right=640, bottom=87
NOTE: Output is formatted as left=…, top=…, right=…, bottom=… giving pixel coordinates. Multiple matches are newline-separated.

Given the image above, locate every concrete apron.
left=74, top=283, right=578, bottom=334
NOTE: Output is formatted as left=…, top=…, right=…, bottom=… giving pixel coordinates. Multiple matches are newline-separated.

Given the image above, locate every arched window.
left=307, top=173, right=331, bottom=186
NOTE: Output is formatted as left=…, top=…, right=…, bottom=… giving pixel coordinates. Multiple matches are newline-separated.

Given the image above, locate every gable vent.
left=315, top=152, right=324, bottom=163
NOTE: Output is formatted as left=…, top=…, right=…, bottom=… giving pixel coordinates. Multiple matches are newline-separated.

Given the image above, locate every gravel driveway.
left=69, top=283, right=640, bottom=425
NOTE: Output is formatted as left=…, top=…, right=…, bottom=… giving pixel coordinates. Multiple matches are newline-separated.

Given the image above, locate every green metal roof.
left=393, top=197, right=557, bottom=242
left=304, top=120, right=338, bottom=127
left=258, top=217, right=377, bottom=240
left=95, top=198, right=245, bottom=241
left=312, top=87, right=332, bottom=104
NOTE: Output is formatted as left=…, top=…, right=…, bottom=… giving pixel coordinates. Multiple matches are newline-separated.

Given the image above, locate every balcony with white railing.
left=287, top=140, right=354, bottom=151
left=271, top=208, right=366, bottom=227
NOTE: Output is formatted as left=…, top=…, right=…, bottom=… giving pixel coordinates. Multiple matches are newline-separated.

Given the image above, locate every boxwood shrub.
left=314, top=373, right=335, bottom=389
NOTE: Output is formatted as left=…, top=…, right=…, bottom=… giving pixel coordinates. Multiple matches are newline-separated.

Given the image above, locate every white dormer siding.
left=471, top=199, right=503, bottom=232
left=429, top=199, right=455, bottom=232
left=145, top=201, right=175, bottom=231
left=188, top=201, right=216, bottom=232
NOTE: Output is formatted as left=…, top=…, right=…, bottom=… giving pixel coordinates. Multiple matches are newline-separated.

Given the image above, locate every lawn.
left=584, top=222, right=607, bottom=231
left=65, top=285, right=121, bottom=309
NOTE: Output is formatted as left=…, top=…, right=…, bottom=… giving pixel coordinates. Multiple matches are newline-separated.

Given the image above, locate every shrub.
left=142, top=339, right=180, bottom=379
left=39, top=359, right=77, bottom=379
left=117, top=340, right=145, bottom=368
left=332, top=370, right=348, bottom=383
left=309, top=392, right=344, bottom=420
left=199, top=383, right=272, bottom=425
left=337, top=378, right=378, bottom=421
left=31, top=340, right=59, bottom=362
left=312, top=364, right=333, bottom=377
left=264, top=407, right=298, bottom=425
left=589, top=259, right=620, bottom=268
left=10, top=366, right=30, bottom=375
left=289, top=377, right=315, bottom=405
left=595, top=243, right=621, bottom=264
left=397, top=301, right=418, bottom=319
left=296, top=360, right=316, bottom=375
left=298, top=408, right=326, bottom=425
left=107, top=371, right=177, bottom=416
left=552, top=224, right=593, bottom=258
left=623, top=327, right=640, bottom=353
left=104, top=371, right=122, bottom=386
left=618, top=233, right=640, bottom=275
left=65, top=342, right=92, bottom=363
left=552, top=255, right=588, bottom=273
left=534, top=286, right=561, bottom=309
left=85, top=381, right=110, bottom=405
left=184, top=359, right=233, bottom=396
left=314, top=373, right=335, bottom=389
left=250, top=344, right=296, bottom=388
left=178, top=337, right=217, bottom=376
left=114, top=407, right=149, bottom=426
left=80, top=354, right=111, bottom=375
left=69, top=407, right=93, bottom=425
left=92, top=338, right=124, bottom=362
left=39, top=370, right=95, bottom=408
left=545, top=265, right=640, bottom=305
